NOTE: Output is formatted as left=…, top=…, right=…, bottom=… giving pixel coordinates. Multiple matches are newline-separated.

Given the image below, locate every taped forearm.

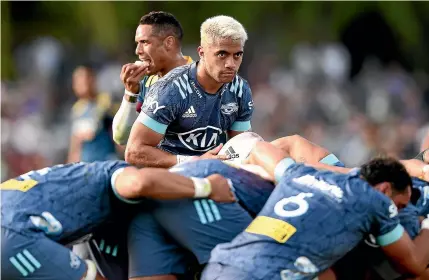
left=112, top=96, right=138, bottom=145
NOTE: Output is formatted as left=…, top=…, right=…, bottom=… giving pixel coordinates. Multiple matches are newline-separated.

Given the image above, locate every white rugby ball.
left=219, top=132, right=264, bottom=164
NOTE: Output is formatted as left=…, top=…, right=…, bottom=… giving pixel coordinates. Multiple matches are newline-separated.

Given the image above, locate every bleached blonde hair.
left=200, top=15, right=248, bottom=46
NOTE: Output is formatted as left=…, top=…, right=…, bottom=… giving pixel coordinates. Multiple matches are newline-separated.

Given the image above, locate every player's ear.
left=374, top=182, right=392, bottom=196
left=197, top=46, right=204, bottom=59
left=163, top=36, right=175, bottom=51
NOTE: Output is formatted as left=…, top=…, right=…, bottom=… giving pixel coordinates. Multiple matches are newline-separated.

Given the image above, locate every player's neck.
left=159, top=54, right=188, bottom=77
left=196, top=63, right=223, bottom=94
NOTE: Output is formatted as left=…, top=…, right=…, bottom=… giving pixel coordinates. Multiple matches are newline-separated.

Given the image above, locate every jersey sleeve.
left=109, top=163, right=143, bottom=204
left=276, top=162, right=315, bottom=183
left=371, top=193, right=404, bottom=246
left=231, top=80, right=253, bottom=132
left=137, top=82, right=183, bottom=135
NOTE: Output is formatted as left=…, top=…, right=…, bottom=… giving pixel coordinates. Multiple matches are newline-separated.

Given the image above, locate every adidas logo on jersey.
left=182, top=106, right=197, bottom=118
left=225, top=146, right=239, bottom=159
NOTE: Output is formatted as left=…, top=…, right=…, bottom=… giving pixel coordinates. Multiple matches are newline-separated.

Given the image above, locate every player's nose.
left=224, top=57, right=237, bottom=71
left=135, top=45, right=144, bottom=56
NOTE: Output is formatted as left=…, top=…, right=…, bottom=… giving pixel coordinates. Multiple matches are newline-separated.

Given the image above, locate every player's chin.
left=217, top=75, right=235, bottom=83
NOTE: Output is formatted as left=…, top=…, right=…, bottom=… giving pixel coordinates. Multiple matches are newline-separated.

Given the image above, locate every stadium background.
left=2, top=1, right=429, bottom=180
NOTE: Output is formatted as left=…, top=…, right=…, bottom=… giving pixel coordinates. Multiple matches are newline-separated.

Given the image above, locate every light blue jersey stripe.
left=23, top=250, right=41, bottom=269
left=99, top=239, right=105, bottom=251
left=376, top=224, right=404, bottom=246
left=208, top=199, right=222, bottom=221
left=274, top=157, right=296, bottom=182
left=194, top=200, right=208, bottom=224
left=231, top=121, right=251, bottom=132
left=137, top=112, right=168, bottom=134
left=201, top=199, right=214, bottom=223
left=10, top=257, right=28, bottom=277
left=112, top=245, right=118, bottom=257
left=17, top=253, right=35, bottom=273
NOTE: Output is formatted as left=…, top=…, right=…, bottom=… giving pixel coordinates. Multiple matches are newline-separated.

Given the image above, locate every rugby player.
left=112, top=11, right=193, bottom=145
left=125, top=15, right=254, bottom=168
left=202, top=141, right=429, bottom=280
left=268, top=135, right=429, bottom=279
left=0, top=161, right=235, bottom=280
left=95, top=12, right=193, bottom=278
left=68, top=66, right=118, bottom=163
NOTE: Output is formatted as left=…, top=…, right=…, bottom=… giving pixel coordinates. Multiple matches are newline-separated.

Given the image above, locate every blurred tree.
left=3, top=1, right=429, bottom=77
left=1, top=1, right=14, bottom=79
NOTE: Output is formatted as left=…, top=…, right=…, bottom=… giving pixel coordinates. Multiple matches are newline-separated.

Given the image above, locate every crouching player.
left=202, top=141, right=429, bottom=280
left=268, top=135, right=429, bottom=279
left=1, top=161, right=235, bottom=280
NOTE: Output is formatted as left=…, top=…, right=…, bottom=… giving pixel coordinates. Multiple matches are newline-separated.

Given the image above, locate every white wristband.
left=124, top=89, right=139, bottom=103
left=177, top=155, right=193, bottom=164
left=124, top=89, right=139, bottom=98
left=191, top=177, right=212, bottom=198
left=84, top=260, right=97, bottom=280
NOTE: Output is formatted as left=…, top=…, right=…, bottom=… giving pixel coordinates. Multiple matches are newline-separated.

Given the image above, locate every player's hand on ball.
left=199, top=144, right=230, bottom=161
left=206, top=174, right=236, bottom=203
left=120, top=61, right=149, bottom=94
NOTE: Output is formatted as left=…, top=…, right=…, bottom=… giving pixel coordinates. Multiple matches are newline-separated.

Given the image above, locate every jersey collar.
left=189, top=61, right=228, bottom=96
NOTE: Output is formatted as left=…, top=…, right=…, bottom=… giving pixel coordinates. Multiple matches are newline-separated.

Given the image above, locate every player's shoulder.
left=96, top=92, right=112, bottom=111
left=143, top=75, right=159, bottom=88
left=89, top=160, right=129, bottom=171
left=225, top=75, right=251, bottom=98
left=147, top=64, right=192, bottom=100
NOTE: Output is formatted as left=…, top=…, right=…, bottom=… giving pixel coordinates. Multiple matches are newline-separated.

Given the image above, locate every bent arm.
left=381, top=228, right=429, bottom=277
left=125, top=121, right=177, bottom=168
left=271, top=134, right=331, bottom=163
left=246, top=142, right=351, bottom=182
left=112, top=166, right=218, bottom=201
left=112, top=96, right=139, bottom=145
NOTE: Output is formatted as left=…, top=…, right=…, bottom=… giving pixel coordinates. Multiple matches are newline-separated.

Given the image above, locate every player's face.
left=72, top=68, right=95, bottom=98
left=199, top=38, right=244, bottom=83
left=135, top=24, right=168, bottom=75
left=388, top=186, right=411, bottom=210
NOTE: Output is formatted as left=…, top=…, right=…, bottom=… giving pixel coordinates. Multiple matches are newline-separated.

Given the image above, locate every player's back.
left=1, top=160, right=128, bottom=244
left=169, top=159, right=275, bottom=215
left=209, top=164, right=400, bottom=280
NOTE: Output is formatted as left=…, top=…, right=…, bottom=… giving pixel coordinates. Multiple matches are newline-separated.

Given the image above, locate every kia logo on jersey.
left=177, top=126, right=223, bottom=151
left=221, top=103, right=238, bottom=115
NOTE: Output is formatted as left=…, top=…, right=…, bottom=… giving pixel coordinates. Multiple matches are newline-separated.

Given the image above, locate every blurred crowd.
left=2, top=37, right=429, bottom=181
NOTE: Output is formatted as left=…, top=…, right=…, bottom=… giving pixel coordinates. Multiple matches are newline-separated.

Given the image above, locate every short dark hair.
left=360, top=157, right=412, bottom=193
left=139, top=11, right=183, bottom=42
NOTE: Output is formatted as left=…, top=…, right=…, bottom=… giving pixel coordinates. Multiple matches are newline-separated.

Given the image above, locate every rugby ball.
left=219, top=132, right=265, bottom=164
